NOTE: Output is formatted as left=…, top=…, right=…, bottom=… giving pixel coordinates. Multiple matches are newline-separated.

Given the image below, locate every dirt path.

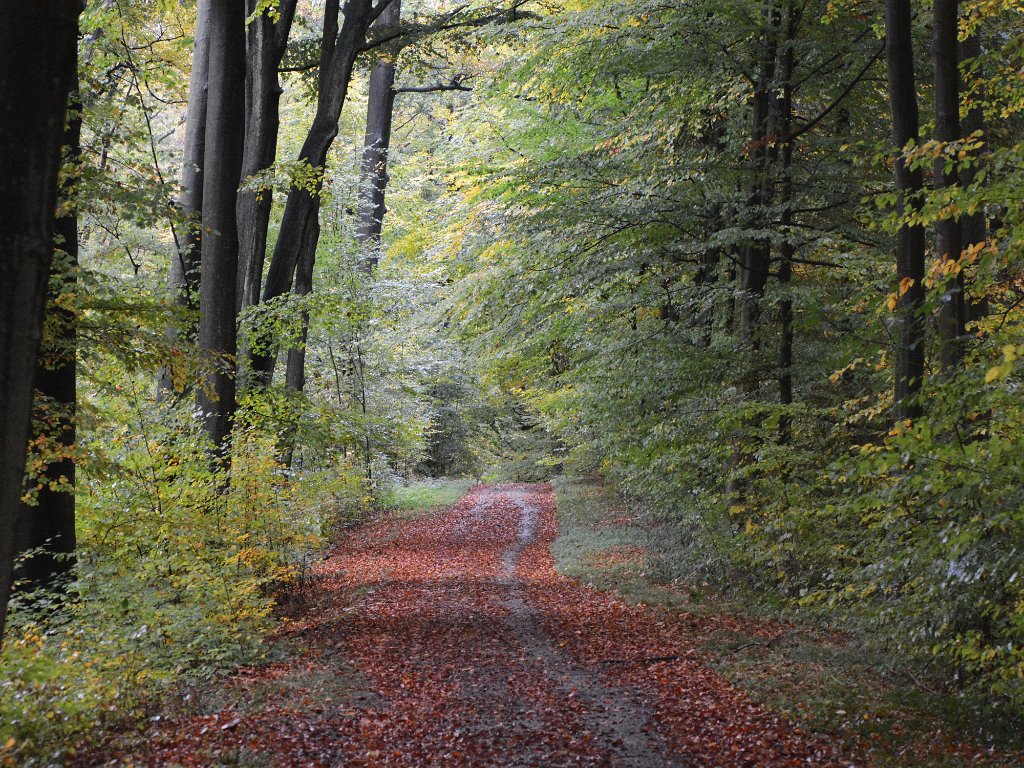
left=89, top=484, right=850, bottom=767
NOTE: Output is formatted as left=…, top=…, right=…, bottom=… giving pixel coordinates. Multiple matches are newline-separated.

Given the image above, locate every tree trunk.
left=158, top=0, right=210, bottom=398
left=285, top=218, right=320, bottom=396
left=197, top=0, right=247, bottom=452
left=236, top=0, right=298, bottom=313
left=777, top=2, right=797, bottom=445
left=960, top=32, right=987, bottom=321
left=280, top=219, right=320, bottom=468
left=934, top=0, right=963, bottom=372
left=0, top=0, right=82, bottom=643
left=737, top=0, right=781, bottom=385
left=885, top=0, right=926, bottom=421
left=17, top=68, right=82, bottom=593
left=356, top=0, right=402, bottom=274
left=250, top=0, right=389, bottom=384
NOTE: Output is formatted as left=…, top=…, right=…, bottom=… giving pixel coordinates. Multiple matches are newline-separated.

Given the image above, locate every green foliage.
left=0, top=381, right=351, bottom=762
left=427, top=0, right=1024, bottom=720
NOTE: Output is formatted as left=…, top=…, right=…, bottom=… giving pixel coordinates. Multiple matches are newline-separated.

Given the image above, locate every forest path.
left=91, top=484, right=849, bottom=767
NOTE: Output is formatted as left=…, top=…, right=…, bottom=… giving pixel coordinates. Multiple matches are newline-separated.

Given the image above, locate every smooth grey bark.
left=236, top=0, right=298, bottom=313
left=250, top=0, right=395, bottom=384
left=0, top=0, right=82, bottom=642
left=17, top=72, right=82, bottom=593
left=158, top=0, right=211, bottom=398
left=885, top=0, right=926, bottom=421
left=197, top=0, right=247, bottom=451
left=934, top=0, right=964, bottom=371
left=960, top=33, right=985, bottom=255
left=355, top=0, right=401, bottom=274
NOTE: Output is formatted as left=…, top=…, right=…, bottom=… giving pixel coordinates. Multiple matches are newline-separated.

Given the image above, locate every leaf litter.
left=79, top=483, right=853, bottom=767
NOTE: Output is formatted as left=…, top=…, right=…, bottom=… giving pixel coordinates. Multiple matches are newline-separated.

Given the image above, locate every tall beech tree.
left=776, top=0, right=798, bottom=445
left=885, top=0, right=926, bottom=420
left=737, top=1, right=780, bottom=351
left=159, top=0, right=210, bottom=398
left=16, top=72, right=83, bottom=593
left=0, top=0, right=82, bottom=641
left=933, top=0, right=964, bottom=371
left=284, top=0, right=404, bottom=401
left=250, top=0, right=394, bottom=384
left=249, top=0, right=530, bottom=384
left=960, top=32, right=986, bottom=264
left=236, top=0, right=298, bottom=313
left=356, top=0, right=402, bottom=274
left=197, top=0, right=247, bottom=450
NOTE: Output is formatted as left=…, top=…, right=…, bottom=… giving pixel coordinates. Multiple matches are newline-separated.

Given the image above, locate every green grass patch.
left=380, top=478, right=475, bottom=518
left=550, top=475, right=1024, bottom=767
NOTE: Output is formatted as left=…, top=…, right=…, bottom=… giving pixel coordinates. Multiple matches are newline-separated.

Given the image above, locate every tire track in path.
left=496, top=488, right=686, bottom=768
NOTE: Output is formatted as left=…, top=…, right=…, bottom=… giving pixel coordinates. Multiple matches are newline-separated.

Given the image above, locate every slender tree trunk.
left=934, top=0, right=963, bottom=371
left=284, top=219, right=320, bottom=396
left=960, top=32, right=987, bottom=321
left=727, top=1, right=782, bottom=503
left=0, top=0, right=82, bottom=643
left=282, top=1, right=403, bottom=441
left=17, top=69, right=82, bottom=593
left=738, top=0, right=781, bottom=384
left=777, top=3, right=797, bottom=444
left=197, top=0, right=247, bottom=452
left=356, top=0, right=401, bottom=274
left=692, top=205, right=724, bottom=350
left=158, top=0, right=210, bottom=398
left=236, top=0, right=298, bottom=313
left=886, top=0, right=926, bottom=421
left=250, top=0, right=389, bottom=384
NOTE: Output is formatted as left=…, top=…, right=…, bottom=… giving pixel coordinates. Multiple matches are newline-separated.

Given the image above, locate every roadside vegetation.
left=551, top=476, right=1024, bottom=767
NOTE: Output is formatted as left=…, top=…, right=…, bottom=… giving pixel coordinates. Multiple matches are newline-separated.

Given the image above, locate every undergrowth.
left=0, top=395, right=374, bottom=767
left=550, top=475, right=1024, bottom=768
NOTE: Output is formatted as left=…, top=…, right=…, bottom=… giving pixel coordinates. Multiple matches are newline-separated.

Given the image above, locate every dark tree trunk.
left=777, top=3, right=797, bottom=444
left=726, top=0, right=781, bottom=504
left=280, top=219, right=320, bottom=467
left=934, top=0, right=963, bottom=371
left=236, top=0, right=298, bottom=313
left=285, top=217, right=320, bottom=396
left=197, top=0, right=247, bottom=452
left=885, top=0, right=926, bottom=421
left=960, top=32, right=987, bottom=321
left=250, top=0, right=392, bottom=384
left=737, top=0, right=781, bottom=383
left=159, top=0, right=210, bottom=398
left=283, top=1, right=402, bottom=410
left=17, top=68, right=82, bottom=593
left=0, top=0, right=82, bottom=642
left=356, top=0, right=401, bottom=274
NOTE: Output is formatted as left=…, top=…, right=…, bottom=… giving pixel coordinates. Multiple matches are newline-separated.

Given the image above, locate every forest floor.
left=82, top=483, right=1016, bottom=767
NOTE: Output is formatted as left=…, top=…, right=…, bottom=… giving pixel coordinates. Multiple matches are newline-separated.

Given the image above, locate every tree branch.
left=395, top=78, right=472, bottom=95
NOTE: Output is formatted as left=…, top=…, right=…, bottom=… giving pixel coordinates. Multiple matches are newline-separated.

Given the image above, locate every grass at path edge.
left=380, top=478, right=476, bottom=519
